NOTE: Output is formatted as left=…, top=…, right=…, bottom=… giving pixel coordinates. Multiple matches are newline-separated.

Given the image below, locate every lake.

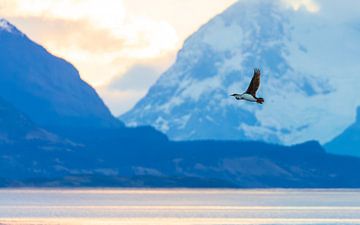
left=0, top=189, right=359, bottom=225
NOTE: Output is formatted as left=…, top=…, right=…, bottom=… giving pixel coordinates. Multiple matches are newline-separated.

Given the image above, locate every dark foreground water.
left=0, top=189, right=359, bottom=225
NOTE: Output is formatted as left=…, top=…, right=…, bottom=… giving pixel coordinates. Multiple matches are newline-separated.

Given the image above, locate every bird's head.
left=231, top=93, right=242, bottom=100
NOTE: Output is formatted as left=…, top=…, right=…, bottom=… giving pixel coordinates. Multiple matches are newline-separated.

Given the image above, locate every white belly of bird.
left=242, top=93, right=257, bottom=102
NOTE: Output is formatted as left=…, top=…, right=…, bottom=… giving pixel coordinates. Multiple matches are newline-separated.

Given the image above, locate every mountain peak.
left=0, top=18, right=23, bottom=36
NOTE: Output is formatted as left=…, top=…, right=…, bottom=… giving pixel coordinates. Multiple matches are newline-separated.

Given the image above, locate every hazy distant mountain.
left=4, top=136, right=360, bottom=188
left=0, top=96, right=80, bottom=179
left=0, top=18, right=120, bottom=128
left=121, top=0, right=360, bottom=146
left=0, top=99, right=169, bottom=180
left=0, top=96, right=57, bottom=144
left=325, top=108, right=360, bottom=157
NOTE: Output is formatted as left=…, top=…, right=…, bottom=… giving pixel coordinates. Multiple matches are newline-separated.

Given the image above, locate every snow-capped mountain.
left=121, top=0, right=360, bottom=145
left=0, top=19, right=120, bottom=128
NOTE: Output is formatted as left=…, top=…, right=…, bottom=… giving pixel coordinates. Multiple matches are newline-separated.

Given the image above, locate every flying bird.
left=231, top=68, right=264, bottom=104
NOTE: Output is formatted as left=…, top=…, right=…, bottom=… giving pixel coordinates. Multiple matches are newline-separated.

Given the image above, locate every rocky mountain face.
left=0, top=18, right=120, bottom=128
left=121, top=0, right=360, bottom=146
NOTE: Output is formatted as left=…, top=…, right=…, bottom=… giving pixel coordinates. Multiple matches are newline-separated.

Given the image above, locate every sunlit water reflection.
left=0, top=189, right=359, bottom=225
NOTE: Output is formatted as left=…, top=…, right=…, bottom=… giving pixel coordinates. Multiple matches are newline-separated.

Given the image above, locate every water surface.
left=0, top=189, right=359, bottom=225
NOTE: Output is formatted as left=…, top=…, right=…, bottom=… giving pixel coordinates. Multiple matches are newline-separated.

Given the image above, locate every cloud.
left=1, top=0, right=126, bottom=30
left=102, top=62, right=168, bottom=115
left=2, top=0, right=179, bottom=57
left=282, top=0, right=320, bottom=12
left=97, top=88, right=147, bottom=116
left=109, top=65, right=161, bottom=91
left=9, top=17, right=125, bottom=53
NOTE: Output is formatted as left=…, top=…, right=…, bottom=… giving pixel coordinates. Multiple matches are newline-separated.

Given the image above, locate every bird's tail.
left=256, top=98, right=264, bottom=104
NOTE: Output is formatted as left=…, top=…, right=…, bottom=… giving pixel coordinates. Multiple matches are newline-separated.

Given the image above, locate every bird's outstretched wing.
left=246, top=68, right=261, bottom=96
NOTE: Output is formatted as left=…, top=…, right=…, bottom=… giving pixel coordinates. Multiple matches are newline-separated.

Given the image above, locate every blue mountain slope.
left=0, top=96, right=56, bottom=143
left=0, top=18, right=120, bottom=128
left=0, top=97, right=81, bottom=179
left=325, top=108, right=360, bottom=157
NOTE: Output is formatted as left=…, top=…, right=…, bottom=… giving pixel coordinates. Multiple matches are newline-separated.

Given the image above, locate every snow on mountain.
left=0, top=19, right=12, bottom=32
left=0, top=18, right=23, bottom=35
left=0, top=18, right=120, bottom=128
left=121, top=0, right=360, bottom=145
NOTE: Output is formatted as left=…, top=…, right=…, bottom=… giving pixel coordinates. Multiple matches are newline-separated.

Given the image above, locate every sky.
left=0, top=0, right=320, bottom=115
